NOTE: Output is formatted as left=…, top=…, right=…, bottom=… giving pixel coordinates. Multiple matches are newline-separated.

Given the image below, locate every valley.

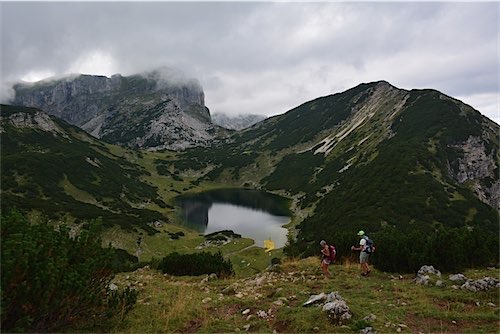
left=1, top=77, right=499, bottom=333
left=2, top=77, right=499, bottom=273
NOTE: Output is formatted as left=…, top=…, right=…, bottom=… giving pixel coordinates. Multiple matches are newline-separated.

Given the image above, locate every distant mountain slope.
left=172, top=81, right=499, bottom=270
left=3, top=79, right=498, bottom=272
left=0, top=104, right=166, bottom=233
left=211, top=112, right=266, bottom=130
left=12, top=69, right=228, bottom=150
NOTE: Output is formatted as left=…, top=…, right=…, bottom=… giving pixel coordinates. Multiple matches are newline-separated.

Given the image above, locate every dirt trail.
left=224, top=244, right=258, bottom=257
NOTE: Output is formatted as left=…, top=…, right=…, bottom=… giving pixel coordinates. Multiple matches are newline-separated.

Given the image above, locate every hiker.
left=351, top=230, right=373, bottom=276
left=319, top=240, right=332, bottom=278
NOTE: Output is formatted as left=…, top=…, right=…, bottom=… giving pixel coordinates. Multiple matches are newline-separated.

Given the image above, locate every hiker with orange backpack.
left=319, top=240, right=336, bottom=278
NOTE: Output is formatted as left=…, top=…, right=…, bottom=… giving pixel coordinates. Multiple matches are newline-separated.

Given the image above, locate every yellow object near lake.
left=264, top=238, right=275, bottom=253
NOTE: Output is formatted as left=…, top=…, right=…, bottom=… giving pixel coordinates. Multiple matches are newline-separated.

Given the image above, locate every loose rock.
left=359, top=327, right=376, bottom=334
left=461, top=277, right=499, bottom=292
left=363, top=314, right=377, bottom=322
left=449, top=273, right=467, bottom=284
left=322, top=292, right=352, bottom=325
left=414, top=265, right=441, bottom=285
left=303, top=292, right=327, bottom=306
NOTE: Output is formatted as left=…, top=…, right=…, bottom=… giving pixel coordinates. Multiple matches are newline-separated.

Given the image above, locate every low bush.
left=158, top=251, right=234, bottom=278
left=0, top=210, right=136, bottom=332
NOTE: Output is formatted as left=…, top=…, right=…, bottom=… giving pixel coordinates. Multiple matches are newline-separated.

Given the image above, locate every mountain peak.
left=11, top=70, right=222, bottom=150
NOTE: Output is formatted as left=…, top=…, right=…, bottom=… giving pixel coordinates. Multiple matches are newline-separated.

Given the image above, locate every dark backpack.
left=328, top=245, right=337, bottom=262
left=363, top=236, right=375, bottom=253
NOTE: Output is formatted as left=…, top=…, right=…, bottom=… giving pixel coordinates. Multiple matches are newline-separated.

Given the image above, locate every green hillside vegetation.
left=284, top=90, right=499, bottom=272
left=1, top=210, right=137, bottom=332
left=3, top=78, right=499, bottom=276
left=169, top=84, right=498, bottom=273
left=1, top=105, right=164, bottom=234
left=2, top=81, right=499, bottom=332
left=4, top=81, right=499, bottom=274
left=108, top=258, right=498, bottom=333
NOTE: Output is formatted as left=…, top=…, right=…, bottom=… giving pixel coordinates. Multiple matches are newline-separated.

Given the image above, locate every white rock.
left=303, top=292, right=327, bottom=306
left=449, top=274, right=467, bottom=283
left=362, top=314, right=377, bottom=322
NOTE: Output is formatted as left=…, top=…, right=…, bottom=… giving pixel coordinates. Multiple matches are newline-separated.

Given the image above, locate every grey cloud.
left=1, top=2, right=497, bottom=121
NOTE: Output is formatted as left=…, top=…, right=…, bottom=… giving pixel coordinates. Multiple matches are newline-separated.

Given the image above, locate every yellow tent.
left=264, top=238, right=275, bottom=253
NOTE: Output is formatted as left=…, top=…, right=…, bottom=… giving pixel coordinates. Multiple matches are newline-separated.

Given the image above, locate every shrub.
left=159, top=251, right=234, bottom=278
left=106, top=287, right=138, bottom=321
left=112, top=248, right=139, bottom=272
left=0, top=210, right=135, bottom=332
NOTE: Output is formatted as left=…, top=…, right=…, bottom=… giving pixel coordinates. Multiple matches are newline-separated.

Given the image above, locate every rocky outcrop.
left=303, top=291, right=352, bottom=325
left=5, top=111, right=64, bottom=136
left=449, top=135, right=499, bottom=210
left=12, top=70, right=223, bottom=150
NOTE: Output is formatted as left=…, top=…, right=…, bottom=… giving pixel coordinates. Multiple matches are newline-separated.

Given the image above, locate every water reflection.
left=176, top=188, right=290, bottom=248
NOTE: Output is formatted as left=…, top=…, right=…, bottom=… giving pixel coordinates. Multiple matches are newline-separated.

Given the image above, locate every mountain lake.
left=175, top=188, right=291, bottom=248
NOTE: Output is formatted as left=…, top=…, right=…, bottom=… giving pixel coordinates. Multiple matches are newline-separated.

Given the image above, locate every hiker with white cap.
left=351, top=230, right=374, bottom=276
left=319, top=240, right=334, bottom=278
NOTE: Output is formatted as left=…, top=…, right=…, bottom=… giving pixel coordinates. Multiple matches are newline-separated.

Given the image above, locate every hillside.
left=171, top=81, right=499, bottom=271
left=2, top=80, right=499, bottom=273
left=12, top=69, right=229, bottom=150
left=0, top=104, right=167, bottom=233
left=107, top=257, right=499, bottom=333
left=2, top=81, right=499, bottom=333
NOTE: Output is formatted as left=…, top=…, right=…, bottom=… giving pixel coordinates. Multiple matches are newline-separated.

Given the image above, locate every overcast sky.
left=1, top=2, right=498, bottom=124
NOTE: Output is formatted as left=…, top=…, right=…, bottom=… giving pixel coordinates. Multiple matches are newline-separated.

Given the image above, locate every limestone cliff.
left=12, top=70, right=224, bottom=150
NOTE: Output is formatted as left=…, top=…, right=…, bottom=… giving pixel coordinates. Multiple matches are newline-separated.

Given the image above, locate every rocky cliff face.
left=449, top=134, right=500, bottom=210
left=211, top=113, right=266, bottom=130
left=12, top=70, right=222, bottom=150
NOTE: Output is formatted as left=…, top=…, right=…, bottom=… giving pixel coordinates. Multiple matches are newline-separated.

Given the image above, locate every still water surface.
left=176, top=188, right=290, bottom=248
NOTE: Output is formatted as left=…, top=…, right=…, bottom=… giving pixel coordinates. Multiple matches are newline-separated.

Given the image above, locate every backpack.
left=363, top=236, right=375, bottom=253
left=328, top=245, right=337, bottom=262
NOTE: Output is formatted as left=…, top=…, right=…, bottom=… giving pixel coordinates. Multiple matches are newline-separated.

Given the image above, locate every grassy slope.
left=106, top=257, right=499, bottom=333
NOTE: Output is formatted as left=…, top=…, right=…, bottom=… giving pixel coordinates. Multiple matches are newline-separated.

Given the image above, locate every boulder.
left=414, top=265, right=441, bottom=285
left=461, top=277, right=499, bottom=292
left=449, top=273, right=467, bottom=284
left=303, top=292, right=327, bottom=306
left=303, top=291, right=352, bottom=324
left=322, top=299, right=352, bottom=325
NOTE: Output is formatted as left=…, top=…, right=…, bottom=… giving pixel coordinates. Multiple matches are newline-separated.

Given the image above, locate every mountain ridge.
left=169, top=80, right=498, bottom=270
left=2, top=79, right=498, bottom=273
left=11, top=70, right=228, bottom=150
